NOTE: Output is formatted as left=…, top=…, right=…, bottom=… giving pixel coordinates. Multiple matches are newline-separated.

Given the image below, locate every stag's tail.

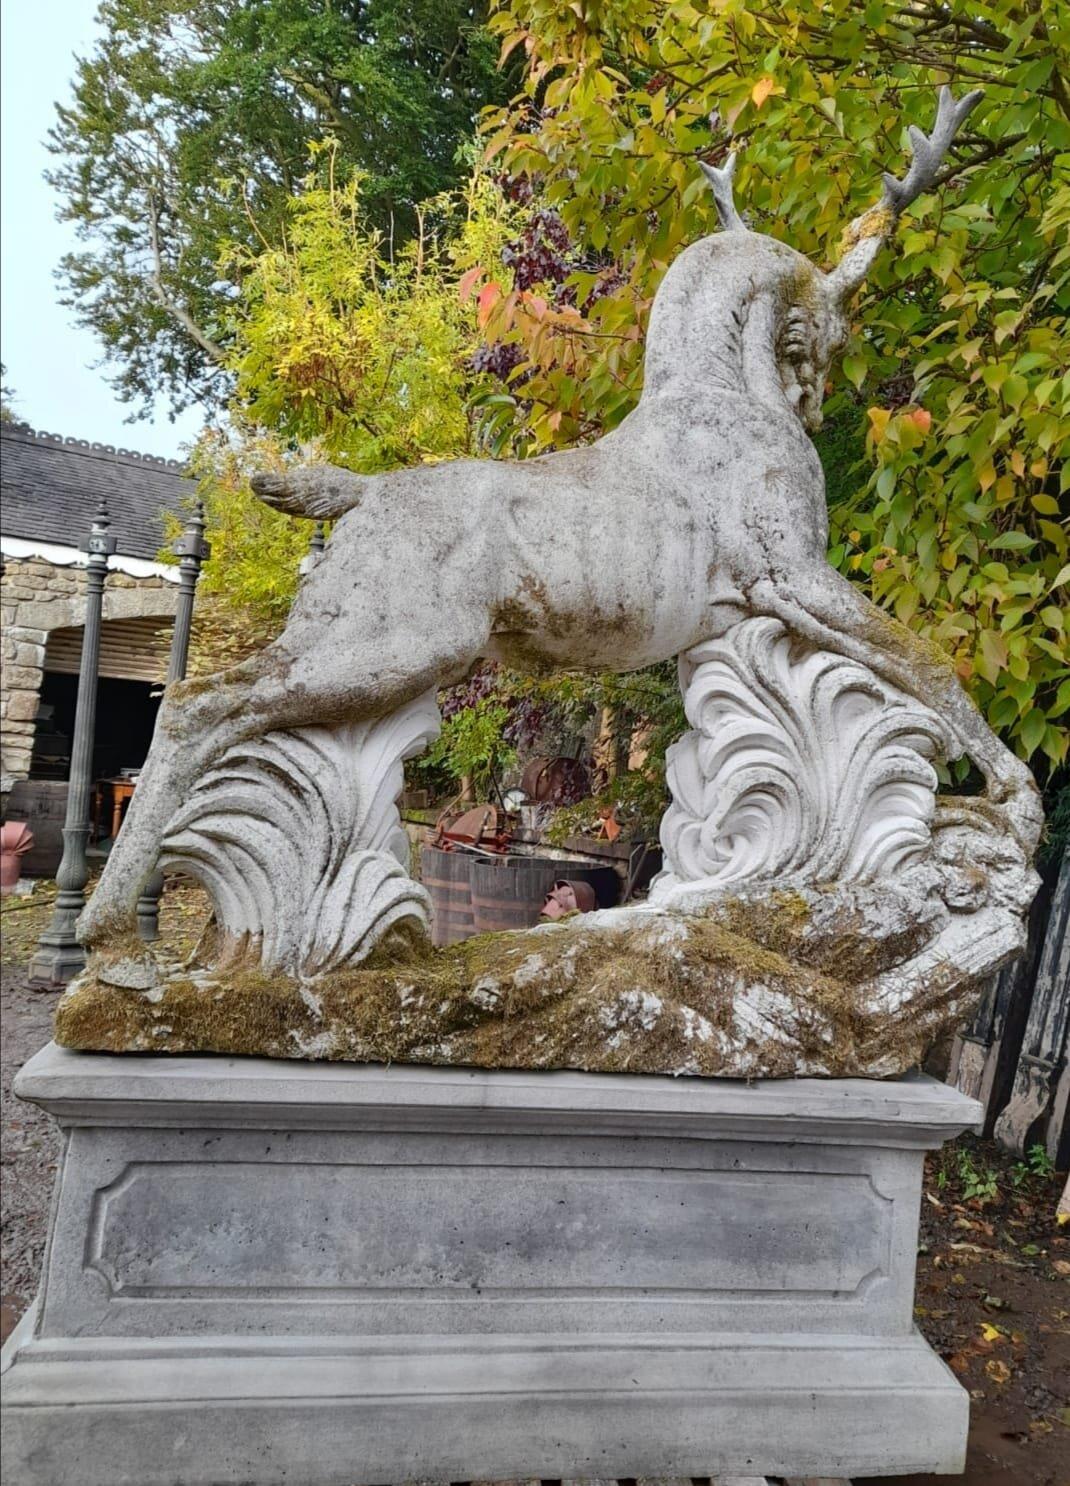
left=251, top=467, right=368, bottom=521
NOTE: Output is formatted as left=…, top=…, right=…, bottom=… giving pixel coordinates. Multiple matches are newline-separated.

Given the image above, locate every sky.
left=0, top=0, right=205, bottom=461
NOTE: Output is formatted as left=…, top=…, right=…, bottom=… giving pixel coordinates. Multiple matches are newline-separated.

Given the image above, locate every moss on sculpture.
left=55, top=886, right=981, bottom=1079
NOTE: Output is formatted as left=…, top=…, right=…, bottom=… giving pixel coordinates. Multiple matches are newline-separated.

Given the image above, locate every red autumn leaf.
left=458, top=266, right=482, bottom=304
left=476, top=281, right=501, bottom=329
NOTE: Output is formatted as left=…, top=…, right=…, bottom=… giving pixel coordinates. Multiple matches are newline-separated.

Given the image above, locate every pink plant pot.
left=0, top=820, right=33, bottom=896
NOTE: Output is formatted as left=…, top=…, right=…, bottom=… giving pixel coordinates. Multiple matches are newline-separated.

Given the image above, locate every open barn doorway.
left=17, top=616, right=171, bottom=869
left=30, top=671, right=162, bottom=783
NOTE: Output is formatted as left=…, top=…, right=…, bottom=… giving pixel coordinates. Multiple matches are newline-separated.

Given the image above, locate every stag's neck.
left=639, top=249, right=789, bottom=418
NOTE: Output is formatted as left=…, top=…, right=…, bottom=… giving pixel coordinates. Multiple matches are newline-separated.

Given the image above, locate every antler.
left=881, top=86, right=983, bottom=216
left=699, top=153, right=746, bottom=232
left=827, top=86, right=983, bottom=304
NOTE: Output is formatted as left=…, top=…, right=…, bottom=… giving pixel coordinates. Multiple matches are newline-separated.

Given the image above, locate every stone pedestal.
left=1, top=1044, right=979, bottom=1485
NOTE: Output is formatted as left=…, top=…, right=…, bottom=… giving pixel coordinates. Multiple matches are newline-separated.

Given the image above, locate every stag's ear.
left=699, top=153, right=746, bottom=232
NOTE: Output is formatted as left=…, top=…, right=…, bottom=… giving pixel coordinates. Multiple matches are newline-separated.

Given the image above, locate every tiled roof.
left=0, top=422, right=197, bottom=561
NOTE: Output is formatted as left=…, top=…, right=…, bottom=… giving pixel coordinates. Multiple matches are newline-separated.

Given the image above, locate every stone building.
left=1, top=423, right=195, bottom=858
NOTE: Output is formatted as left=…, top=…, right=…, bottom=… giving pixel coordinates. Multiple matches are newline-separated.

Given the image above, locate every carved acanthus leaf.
left=652, top=617, right=957, bottom=901
left=158, top=691, right=440, bottom=977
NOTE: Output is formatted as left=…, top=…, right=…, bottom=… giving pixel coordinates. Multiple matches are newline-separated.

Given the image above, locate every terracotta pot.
left=0, top=820, right=34, bottom=896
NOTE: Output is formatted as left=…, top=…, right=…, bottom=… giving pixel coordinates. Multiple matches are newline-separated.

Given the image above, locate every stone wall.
left=1, top=558, right=178, bottom=790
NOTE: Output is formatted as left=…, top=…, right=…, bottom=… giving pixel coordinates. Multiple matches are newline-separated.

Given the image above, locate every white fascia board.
left=1, top=536, right=180, bottom=583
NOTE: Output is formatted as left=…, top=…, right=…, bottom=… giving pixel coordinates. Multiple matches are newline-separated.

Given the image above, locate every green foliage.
left=519, top=663, right=686, bottom=834
left=937, top=1145, right=1000, bottom=1203
left=183, top=429, right=312, bottom=631
left=422, top=701, right=518, bottom=798
left=1011, top=1143, right=1057, bottom=1185
left=48, top=0, right=509, bottom=416
left=1040, top=776, right=1069, bottom=865
left=470, top=0, right=1070, bottom=779
left=937, top=1139, right=1058, bottom=1205
left=222, top=150, right=516, bottom=470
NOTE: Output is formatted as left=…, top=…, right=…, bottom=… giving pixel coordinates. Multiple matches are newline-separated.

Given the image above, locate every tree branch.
left=146, top=193, right=226, bottom=364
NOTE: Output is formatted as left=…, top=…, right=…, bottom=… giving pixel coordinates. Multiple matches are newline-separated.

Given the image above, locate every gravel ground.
left=0, top=947, right=61, bottom=1344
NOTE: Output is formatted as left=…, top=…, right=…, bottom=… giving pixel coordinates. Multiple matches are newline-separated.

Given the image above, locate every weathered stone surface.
left=0, top=1046, right=978, bottom=1484
left=60, top=615, right=1037, bottom=1077
left=55, top=866, right=1028, bottom=1077
left=2, top=664, right=41, bottom=690
left=5, top=691, right=40, bottom=723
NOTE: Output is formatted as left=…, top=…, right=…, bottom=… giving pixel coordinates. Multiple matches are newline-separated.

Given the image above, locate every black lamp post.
left=30, top=498, right=116, bottom=984
left=299, top=520, right=327, bottom=576
left=136, top=501, right=211, bottom=941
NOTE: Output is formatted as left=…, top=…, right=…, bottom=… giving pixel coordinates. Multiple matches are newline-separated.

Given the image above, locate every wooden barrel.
left=470, top=856, right=619, bottom=935
left=421, top=844, right=480, bottom=947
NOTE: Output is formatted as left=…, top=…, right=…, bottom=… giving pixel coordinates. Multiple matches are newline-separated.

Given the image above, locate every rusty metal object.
left=433, top=803, right=514, bottom=853
left=540, top=879, right=598, bottom=920
left=519, top=756, right=589, bottom=806
left=437, top=804, right=496, bottom=845
left=471, top=856, right=618, bottom=935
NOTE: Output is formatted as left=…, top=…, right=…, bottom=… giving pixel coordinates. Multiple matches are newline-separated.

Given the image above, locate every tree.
left=180, top=154, right=518, bottom=662
left=464, top=0, right=1069, bottom=779
left=48, top=0, right=509, bottom=418
left=0, top=365, right=17, bottom=423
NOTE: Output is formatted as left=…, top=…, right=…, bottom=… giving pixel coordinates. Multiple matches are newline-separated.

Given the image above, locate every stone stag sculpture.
left=78, top=89, right=1040, bottom=1012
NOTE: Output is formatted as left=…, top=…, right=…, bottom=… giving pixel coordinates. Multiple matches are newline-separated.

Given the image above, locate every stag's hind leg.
left=79, top=614, right=490, bottom=949
left=750, top=563, right=1042, bottom=852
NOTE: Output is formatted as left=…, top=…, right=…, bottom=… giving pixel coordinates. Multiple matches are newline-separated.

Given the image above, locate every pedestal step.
left=2, top=1330, right=950, bottom=1485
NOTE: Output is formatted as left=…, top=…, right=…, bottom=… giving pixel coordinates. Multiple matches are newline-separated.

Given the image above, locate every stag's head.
left=692, top=87, right=982, bottom=430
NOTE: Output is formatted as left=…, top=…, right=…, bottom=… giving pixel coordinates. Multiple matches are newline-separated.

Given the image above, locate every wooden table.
left=91, top=777, right=137, bottom=842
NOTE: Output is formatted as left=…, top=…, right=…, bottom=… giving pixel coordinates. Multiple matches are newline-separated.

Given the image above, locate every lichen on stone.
left=55, top=879, right=992, bottom=1080
left=839, top=204, right=895, bottom=253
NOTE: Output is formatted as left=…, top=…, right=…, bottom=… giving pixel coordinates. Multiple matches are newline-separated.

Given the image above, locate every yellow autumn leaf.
left=980, top=1322, right=1003, bottom=1342
left=751, top=75, right=779, bottom=108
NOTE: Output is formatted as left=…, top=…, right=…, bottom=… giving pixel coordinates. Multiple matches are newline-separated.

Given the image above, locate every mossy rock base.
left=56, top=884, right=985, bottom=1079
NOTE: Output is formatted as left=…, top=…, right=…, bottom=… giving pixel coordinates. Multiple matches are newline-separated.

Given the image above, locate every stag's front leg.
left=751, top=563, right=1043, bottom=853
left=80, top=596, right=495, bottom=951
left=78, top=646, right=298, bottom=949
